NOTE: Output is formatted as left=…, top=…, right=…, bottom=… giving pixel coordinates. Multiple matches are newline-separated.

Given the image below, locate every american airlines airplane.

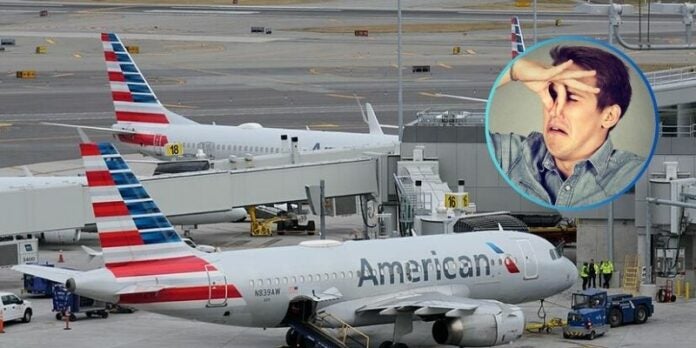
left=47, top=33, right=398, bottom=160
left=14, top=142, right=576, bottom=348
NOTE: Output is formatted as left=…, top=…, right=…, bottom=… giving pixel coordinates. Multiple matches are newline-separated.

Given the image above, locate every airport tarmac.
left=1, top=0, right=694, bottom=167
left=1, top=217, right=696, bottom=348
left=2, top=2, right=696, bottom=347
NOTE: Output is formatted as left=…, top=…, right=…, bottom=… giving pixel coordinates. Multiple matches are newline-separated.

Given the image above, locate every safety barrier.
left=354, top=30, right=368, bottom=37
left=412, top=65, right=431, bottom=73
left=125, top=45, right=139, bottom=54
left=16, top=70, right=36, bottom=79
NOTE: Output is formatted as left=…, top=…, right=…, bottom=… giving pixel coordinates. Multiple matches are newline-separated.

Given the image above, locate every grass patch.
left=457, top=0, right=576, bottom=10
left=291, top=21, right=559, bottom=34
left=67, top=0, right=327, bottom=5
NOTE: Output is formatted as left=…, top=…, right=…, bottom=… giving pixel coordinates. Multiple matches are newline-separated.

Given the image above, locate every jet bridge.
left=0, top=154, right=383, bottom=238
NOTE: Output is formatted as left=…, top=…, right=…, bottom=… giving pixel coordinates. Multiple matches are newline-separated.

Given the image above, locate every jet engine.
left=65, top=268, right=120, bottom=303
left=431, top=303, right=524, bottom=347
left=40, top=229, right=81, bottom=244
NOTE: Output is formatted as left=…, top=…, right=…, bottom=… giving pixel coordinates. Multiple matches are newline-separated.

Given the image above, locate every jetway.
left=0, top=157, right=382, bottom=237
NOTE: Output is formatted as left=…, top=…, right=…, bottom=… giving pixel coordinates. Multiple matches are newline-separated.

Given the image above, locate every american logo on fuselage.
left=486, top=242, right=520, bottom=274
left=358, top=250, right=494, bottom=287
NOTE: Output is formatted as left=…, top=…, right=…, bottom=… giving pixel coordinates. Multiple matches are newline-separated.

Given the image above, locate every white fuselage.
left=125, top=231, right=575, bottom=328
left=114, top=123, right=399, bottom=160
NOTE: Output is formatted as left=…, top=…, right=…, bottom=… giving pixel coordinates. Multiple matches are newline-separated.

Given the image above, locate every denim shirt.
left=490, top=131, right=645, bottom=207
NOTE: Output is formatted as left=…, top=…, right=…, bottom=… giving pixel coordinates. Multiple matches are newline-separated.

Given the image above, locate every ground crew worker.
left=602, top=260, right=614, bottom=288
left=580, top=262, right=589, bottom=290
left=589, top=259, right=597, bottom=288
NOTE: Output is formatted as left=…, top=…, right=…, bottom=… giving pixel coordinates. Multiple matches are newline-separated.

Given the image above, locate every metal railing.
left=645, top=66, right=696, bottom=86
left=314, top=312, right=370, bottom=348
left=659, top=123, right=696, bottom=137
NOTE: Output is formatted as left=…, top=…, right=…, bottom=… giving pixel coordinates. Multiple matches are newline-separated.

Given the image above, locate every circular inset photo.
left=486, top=36, right=658, bottom=210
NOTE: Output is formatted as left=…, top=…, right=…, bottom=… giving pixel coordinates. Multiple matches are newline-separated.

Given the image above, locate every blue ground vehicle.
left=52, top=284, right=109, bottom=321
left=22, top=263, right=57, bottom=296
left=563, top=289, right=654, bottom=340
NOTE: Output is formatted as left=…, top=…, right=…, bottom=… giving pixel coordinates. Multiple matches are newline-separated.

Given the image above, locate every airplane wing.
left=12, top=264, right=82, bottom=284
left=356, top=291, right=480, bottom=317
left=41, top=122, right=138, bottom=134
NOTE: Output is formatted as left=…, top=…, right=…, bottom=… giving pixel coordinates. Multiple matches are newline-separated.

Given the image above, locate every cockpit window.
left=549, top=249, right=557, bottom=260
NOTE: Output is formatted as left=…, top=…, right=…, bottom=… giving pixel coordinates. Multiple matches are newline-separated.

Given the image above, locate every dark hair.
left=550, top=45, right=632, bottom=120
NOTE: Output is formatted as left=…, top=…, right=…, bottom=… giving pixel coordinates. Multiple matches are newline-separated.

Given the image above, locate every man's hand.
left=502, top=59, right=600, bottom=111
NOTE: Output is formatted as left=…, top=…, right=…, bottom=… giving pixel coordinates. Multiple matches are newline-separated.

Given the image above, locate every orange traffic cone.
left=58, top=250, right=64, bottom=263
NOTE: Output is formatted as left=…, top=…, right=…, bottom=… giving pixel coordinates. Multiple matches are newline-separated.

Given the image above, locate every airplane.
left=45, top=33, right=398, bottom=161
left=14, top=141, right=577, bottom=348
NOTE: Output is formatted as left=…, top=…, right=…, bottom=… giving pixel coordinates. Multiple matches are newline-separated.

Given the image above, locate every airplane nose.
left=563, top=258, right=576, bottom=289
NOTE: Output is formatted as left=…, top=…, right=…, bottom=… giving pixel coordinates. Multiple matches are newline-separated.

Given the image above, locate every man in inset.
left=490, top=45, right=644, bottom=207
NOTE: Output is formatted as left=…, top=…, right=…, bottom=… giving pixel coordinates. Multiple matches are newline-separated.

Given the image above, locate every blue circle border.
left=484, top=35, right=660, bottom=212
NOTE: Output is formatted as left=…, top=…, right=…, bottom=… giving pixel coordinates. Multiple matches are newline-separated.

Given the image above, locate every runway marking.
left=0, top=123, right=12, bottom=128
left=416, top=76, right=431, bottom=81
left=419, top=92, right=440, bottom=98
left=163, top=103, right=197, bottom=109
left=257, top=238, right=282, bottom=248
left=326, top=93, right=363, bottom=100
left=0, top=135, right=78, bottom=143
left=437, top=62, right=453, bottom=69
left=309, top=68, right=321, bottom=75
left=73, top=53, right=82, bottom=59
left=309, top=123, right=339, bottom=128
left=52, top=73, right=74, bottom=78
left=76, top=6, right=135, bottom=14
left=45, top=38, right=55, bottom=45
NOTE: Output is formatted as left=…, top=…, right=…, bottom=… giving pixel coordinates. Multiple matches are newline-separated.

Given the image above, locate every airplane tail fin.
left=365, top=103, right=384, bottom=135
left=511, top=16, right=526, bottom=58
left=80, top=142, right=196, bottom=267
left=101, top=33, right=197, bottom=126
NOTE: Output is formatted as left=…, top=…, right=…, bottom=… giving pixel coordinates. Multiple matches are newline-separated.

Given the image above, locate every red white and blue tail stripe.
left=81, top=142, right=192, bottom=266
left=101, top=33, right=196, bottom=126
left=80, top=142, right=241, bottom=304
left=511, top=16, right=526, bottom=58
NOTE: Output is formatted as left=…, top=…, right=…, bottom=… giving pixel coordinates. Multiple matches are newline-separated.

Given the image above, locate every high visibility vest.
left=603, top=261, right=613, bottom=274
left=594, top=264, right=599, bottom=274
left=580, top=266, right=588, bottom=277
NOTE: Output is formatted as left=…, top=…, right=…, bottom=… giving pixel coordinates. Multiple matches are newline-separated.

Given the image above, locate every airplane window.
left=355, top=271, right=360, bottom=278
left=332, top=273, right=337, bottom=280
left=274, top=278, right=279, bottom=285
left=299, top=276, right=304, bottom=283
left=324, top=273, right=329, bottom=281
left=499, top=258, right=503, bottom=265
left=256, top=279, right=263, bottom=287
left=282, top=277, right=288, bottom=284
left=340, top=272, right=345, bottom=279
left=316, top=274, right=321, bottom=281
left=266, top=278, right=271, bottom=286
left=249, top=280, right=254, bottom=288
left=347, top=271, right=353, bottom=279
left=291, top=276, right=296, bottom=284
left=308, top=275, right=313, bottom=282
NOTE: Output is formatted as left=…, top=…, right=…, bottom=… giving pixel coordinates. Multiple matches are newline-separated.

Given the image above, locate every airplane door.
left=153, top=134, right=164, bottom=156
left=516, top=239, right=538, bottom=280
left=205, top=264, right=228, bottom=308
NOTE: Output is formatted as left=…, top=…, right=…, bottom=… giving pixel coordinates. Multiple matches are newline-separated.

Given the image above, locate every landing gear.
left=286, top=328, right=304, bottom=347
left=379, top=341, right=408, bottom=348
